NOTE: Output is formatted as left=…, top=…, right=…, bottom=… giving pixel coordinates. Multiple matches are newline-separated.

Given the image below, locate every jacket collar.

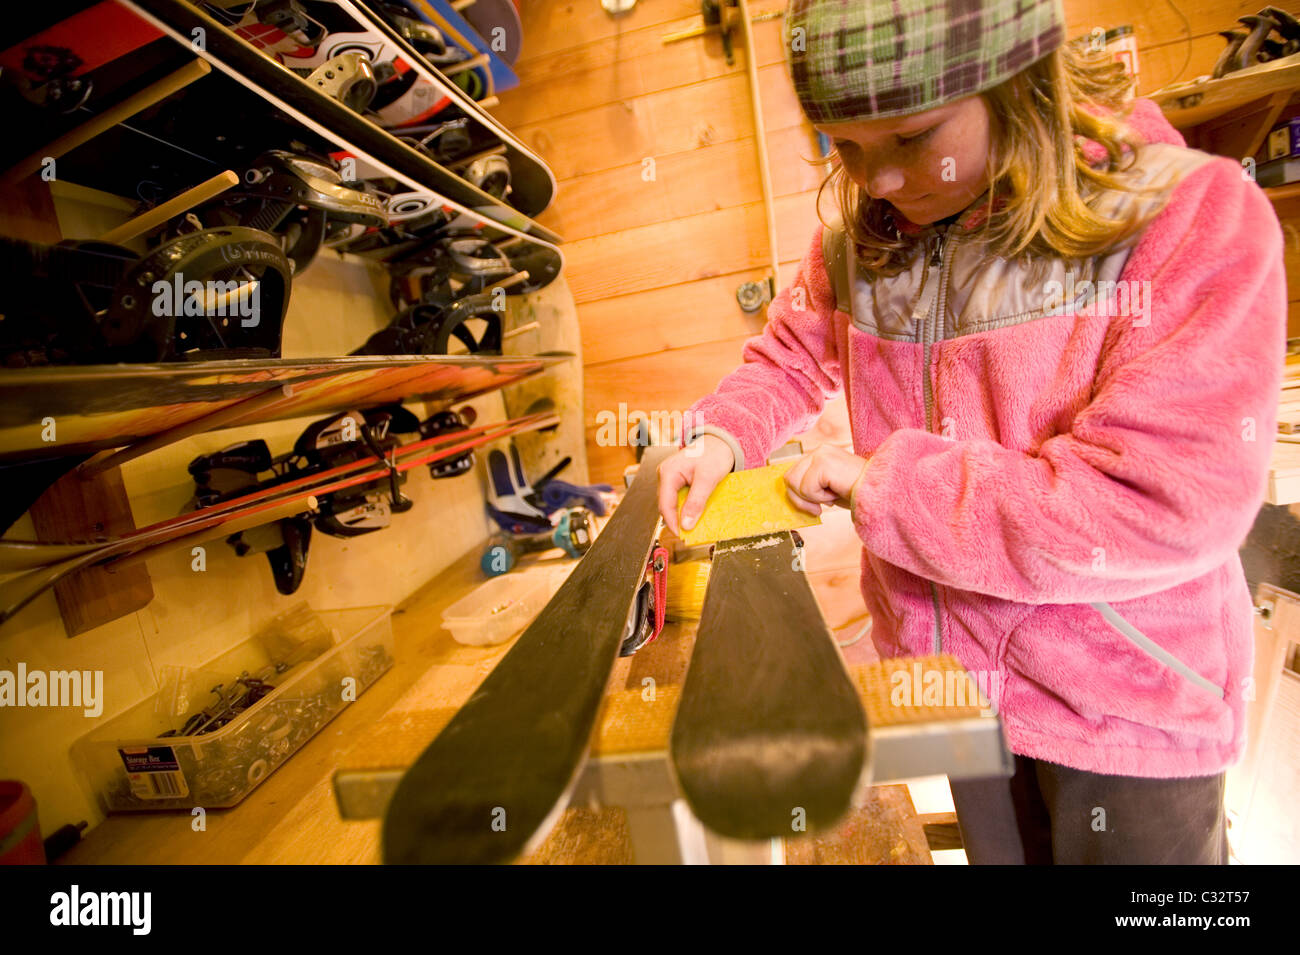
left=889, top=142, right=1116, bottom=239
left=889, top=188, right=1002, bottom=239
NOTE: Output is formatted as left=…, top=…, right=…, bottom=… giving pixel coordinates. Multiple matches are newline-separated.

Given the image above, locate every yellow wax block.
left=676, top=462, right=821, bottom=546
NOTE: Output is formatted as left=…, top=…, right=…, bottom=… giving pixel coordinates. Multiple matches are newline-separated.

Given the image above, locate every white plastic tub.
left=442, top=562, right=575, bottom=646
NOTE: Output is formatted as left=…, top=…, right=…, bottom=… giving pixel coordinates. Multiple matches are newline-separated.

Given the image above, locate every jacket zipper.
left=921, top=231, right=945, bottom=431
left=922, top=230, right=948, bottom=654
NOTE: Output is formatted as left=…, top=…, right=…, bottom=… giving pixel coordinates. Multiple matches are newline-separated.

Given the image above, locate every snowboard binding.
left=205, top=0, right=329, bottom=58
left=1213, top=7, right=1300, bottom=78
left=462, top=154, right=512, bottom=202
left=187, top=436, right=313, bottom=595
left=371, top=1, right=466, bottom=68
left=0, top=227, right=292, bottom=365
left=359, top=234, right=524, bottom=356
left=303, top=50, right=379, bottom=112
left=177, top=150, right=387, bottom=275
left=367, top=0, right=487, bottom=100
left=353, top=295, right=502, bottom=356
left=293, top=407, right=417, bottom=537
left=418, top=409, right=478, bottom=478
left=187, top=403, right=473, bottom=592
left=394, top=118, right=475, bottom=164
left=388, top=235, right=515, bottom=308
left=327, top=195, right=452, bottom=258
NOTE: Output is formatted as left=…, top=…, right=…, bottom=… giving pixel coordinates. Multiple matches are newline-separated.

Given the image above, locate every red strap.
left=649, top=545, right=668, bottom=642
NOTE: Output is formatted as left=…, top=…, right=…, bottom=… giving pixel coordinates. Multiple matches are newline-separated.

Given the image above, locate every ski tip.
left=671, top=735, right=869, bottom=842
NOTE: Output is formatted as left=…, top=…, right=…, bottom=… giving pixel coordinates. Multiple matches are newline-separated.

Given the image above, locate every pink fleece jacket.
left=686, top=99, right=1287, bottom=778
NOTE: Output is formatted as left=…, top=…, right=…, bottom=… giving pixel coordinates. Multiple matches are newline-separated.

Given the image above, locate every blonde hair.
left=818, top=42, right=1176, bottom=279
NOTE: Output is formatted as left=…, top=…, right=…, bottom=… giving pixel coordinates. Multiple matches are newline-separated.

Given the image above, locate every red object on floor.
left=0, top=781, right=45, bottom=865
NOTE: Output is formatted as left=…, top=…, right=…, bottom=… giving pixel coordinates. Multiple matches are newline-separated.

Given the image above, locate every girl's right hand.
left=656, top=434, right=736, bottom=537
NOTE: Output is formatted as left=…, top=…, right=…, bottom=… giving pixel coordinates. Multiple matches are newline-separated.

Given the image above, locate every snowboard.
left=2, top=2, right=561, bottom=247
left=669, top=530, right=869, bottom=840
left=0, top=409, right=558, bottom=627
left=393, top=0, right=518, bottom=90
left=323, top=150, right=562, bottom=280
left=0, top=353, right=567, bottom=462
left=126, top=0, right=560, bottom=236
left=2, top=1, right=563, bottom=377
left=382, top=444, right=673, bottom=864
left=447, top=0, right=522, bottom=66
left=220, top=0, right=555, bottom=217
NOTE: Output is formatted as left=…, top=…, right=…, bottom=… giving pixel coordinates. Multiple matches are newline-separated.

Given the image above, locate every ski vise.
left=331, top=654, right=1011, bottom=864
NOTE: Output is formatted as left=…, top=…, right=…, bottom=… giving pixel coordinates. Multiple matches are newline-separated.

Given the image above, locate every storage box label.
left=119, top=745, right=189, bottom=799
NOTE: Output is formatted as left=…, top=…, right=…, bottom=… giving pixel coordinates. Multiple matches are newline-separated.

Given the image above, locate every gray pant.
left=948, top=755, right=1228, bottom=864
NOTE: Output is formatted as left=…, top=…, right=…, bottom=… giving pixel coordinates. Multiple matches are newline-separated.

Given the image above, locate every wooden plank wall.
left=493, top=1, right=1298, bottom=485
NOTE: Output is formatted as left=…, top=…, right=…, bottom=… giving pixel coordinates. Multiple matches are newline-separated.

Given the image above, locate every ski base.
left=670, top=531, right=869, bottom=841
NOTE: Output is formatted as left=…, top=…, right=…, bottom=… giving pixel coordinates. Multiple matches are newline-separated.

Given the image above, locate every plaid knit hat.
left=785, top=0, right=1067, bottom=122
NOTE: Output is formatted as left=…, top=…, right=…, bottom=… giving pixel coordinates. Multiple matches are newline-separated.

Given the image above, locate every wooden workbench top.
left=62, top=545, right=955, bottom=865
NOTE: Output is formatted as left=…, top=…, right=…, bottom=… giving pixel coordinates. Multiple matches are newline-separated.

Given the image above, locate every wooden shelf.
left=1266, top=182, right=1300, bottom=203
left=1268, top=438, right=1300, bottom=506
left=1151, top=54, right=1300, bottom=130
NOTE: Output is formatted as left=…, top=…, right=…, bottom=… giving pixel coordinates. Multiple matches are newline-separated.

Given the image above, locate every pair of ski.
left=0, top=410, right=558, bottom=627
left=382, top=446, right=869, bottom=864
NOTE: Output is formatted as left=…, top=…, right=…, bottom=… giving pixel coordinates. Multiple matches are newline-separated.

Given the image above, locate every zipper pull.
left=930, top=230, right=946, bottom=267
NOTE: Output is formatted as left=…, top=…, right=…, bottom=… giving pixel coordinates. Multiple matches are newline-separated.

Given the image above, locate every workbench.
left=62, top=545, right=1008, bottom=865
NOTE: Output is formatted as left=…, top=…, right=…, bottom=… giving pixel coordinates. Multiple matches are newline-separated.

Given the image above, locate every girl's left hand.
left=783, top=445, right=870, bottom=515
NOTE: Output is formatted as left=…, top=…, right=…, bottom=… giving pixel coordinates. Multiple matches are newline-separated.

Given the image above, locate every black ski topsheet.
left=381, top=445, right=672, bottom=864
left=118, top=0, right=561, bottom=245
left=670, top=531, right=869, bottom=841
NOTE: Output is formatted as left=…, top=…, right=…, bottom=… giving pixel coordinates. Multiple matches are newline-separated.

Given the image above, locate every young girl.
left=656, top=0, right=1287, bottom=864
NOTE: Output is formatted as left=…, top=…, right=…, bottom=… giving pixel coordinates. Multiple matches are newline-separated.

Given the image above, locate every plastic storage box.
left=1257, top=156, right=1300, bottom=188
left=73, top=606, right=394, bottom=811
left=441, top=562, right=575, bottom=646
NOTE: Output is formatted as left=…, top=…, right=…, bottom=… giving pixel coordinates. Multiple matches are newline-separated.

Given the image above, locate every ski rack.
left=332, top=655, right=1012, bottom=864
left=120, top=0, right=563, bottom=248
